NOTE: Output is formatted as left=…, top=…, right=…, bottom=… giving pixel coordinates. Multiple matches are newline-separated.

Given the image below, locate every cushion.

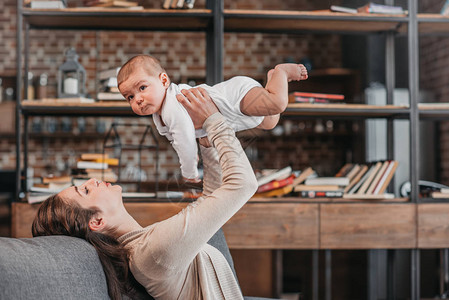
left=0, top=236, right=110, bottom=300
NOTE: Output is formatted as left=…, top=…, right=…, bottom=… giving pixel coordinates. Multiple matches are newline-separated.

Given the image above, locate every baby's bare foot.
left=275, top=63, right=308, bottom=82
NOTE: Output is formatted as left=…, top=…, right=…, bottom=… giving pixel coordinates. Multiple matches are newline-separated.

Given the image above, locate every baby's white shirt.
left=152, top=76, right=264, bottom=179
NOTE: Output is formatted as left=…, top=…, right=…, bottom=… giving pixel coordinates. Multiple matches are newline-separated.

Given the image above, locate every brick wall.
left=1, top=0, right=349, bottom=188
left=420, top=0, right=449, bottom=184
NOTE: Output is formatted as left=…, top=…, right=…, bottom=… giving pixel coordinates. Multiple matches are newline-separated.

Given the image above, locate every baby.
left=117, top=55, right=308, bottom=182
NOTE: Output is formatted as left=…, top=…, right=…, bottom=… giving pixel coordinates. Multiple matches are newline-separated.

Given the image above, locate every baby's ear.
left=160, top=73, right=170, bottom=88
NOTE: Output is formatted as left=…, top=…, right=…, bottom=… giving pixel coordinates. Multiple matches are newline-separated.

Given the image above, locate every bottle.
left=27, top=72, right=35, bottom=100
left=36, top=73, right=48, bottom=100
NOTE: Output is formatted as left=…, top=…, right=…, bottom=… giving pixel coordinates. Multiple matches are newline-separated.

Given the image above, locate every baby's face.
left=119, top=68, right=169, bottom=116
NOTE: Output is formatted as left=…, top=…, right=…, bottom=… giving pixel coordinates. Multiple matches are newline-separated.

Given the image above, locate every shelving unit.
left=15, top=1, right=449, bottom=299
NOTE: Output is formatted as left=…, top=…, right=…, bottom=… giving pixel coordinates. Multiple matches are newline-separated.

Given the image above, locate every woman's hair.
left=32, top=194, right=147, bottom=300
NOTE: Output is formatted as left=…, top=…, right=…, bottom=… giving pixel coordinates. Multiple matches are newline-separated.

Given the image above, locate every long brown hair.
left=32, top=194, right=148, bottom=300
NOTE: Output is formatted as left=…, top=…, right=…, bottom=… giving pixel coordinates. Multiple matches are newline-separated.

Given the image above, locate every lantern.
left=57, top=48, right=86, bottom=98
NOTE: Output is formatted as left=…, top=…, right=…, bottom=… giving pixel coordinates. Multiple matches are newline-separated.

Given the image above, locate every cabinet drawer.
left=418, top=204, right=449, bottom=248
left=223, top=203, right=319, bottom=249
left=320, top=203, right=416, bottom=249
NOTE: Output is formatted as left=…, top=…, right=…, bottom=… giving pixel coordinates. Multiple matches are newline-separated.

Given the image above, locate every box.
left=0, top=102, right=16, bottom=133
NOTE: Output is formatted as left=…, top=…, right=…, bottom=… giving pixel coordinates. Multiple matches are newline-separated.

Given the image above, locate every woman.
left=32, top=87, right=259, bottom=300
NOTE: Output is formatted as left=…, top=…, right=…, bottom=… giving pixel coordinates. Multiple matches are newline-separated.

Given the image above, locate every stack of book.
left=294, top=176, right=349, bottom=198
left=28, top=0, right=67, bottom=9
left=288, top=92, right=345, bottom=104
left=253, top=166, right=315, bottom=198
left=73, top=153, right=119, bottom=183
left=97, top=67, right=125, bottom=101
left=162, top=0, right=195, bottom=9
left=431, top=188, right=449, bottom=199
left=341, top=161, right=399, bottom=199
left=28, top=175, right=73, bottom=204
left=83, top=0, right=142, bottom=9
left=330, top=3, right=405, bottom=15
left=253, top=160, right=399, bottom=200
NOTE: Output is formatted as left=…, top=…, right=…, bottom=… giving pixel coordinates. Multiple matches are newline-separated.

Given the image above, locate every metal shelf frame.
left=14, top=0, right=428, bottom=299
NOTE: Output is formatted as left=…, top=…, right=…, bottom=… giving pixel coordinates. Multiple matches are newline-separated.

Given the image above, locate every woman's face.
left=59, top=178, right=123, bottom=215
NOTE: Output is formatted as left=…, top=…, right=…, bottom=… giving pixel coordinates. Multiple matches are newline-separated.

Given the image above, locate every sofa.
left=0, top=229, right=277, bottom=300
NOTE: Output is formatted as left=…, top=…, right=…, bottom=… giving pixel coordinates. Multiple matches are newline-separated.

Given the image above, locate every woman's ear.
left=89, top=216, right=106, bottom=232
left=159, top=73, right=170, bottom=88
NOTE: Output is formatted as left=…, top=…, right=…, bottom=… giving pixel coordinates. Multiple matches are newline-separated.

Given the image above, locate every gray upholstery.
left=0, top=231, right=277, bottom=300
left=0, top=236, right=109, bottom=300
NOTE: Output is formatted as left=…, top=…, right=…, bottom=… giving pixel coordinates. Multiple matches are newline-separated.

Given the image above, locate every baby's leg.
left=256, top=115, right=280, bottom=130
left=240, top=64, right=308, bottom=116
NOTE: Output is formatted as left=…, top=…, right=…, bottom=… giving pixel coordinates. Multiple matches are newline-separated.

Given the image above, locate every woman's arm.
left=149, top=88, right=258, bottom=272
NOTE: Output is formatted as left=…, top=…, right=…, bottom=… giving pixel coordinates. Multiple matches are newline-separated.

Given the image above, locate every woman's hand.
left=176, top=87, right=219, bottom=129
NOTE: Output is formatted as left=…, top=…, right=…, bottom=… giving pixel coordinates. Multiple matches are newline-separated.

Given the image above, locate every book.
left=344, top=165, right=368, bottom=193
left=30, top=0, right=66, bottom=9
left=374, top=160, right=399, bottom=194
left=346, top=164, right=361, bottom=181
left=98, top=68, right=121, bottom=81
left=347, top=164, right=375, bottom=194
left=254, top=185, right=293, bottom=198
left=81, top=153, right=109, bottom=161
left=28, top=192, right=55, bottom=204
left=335, top=163, right=353, bottom=177
left=170, top=0, right=178, bottom=9
left=288, top=92, right=345, bottom=104
left=162, top=0, right=172, bottom=9
left=330, top=5, right=357, bottom=14
left=257, top=174, right=295, bottom=193
left=257, top=166, right=292, bottom=186
left=356, top=162, right=382, bottom=194
left=30, top=186, right=64, bottom=194
left=300, top=190, right=344, bottom=198
left=366, top=160, right=389, bottom=194
left=291, top=167, right=315, bottom=187
left=42, top=175, right=72, bottom=184
left=431, top=192, right=449, bottom=199
left=77, top=161, right=108, bottom=169
left=305, top=176, right=349, bottom=186
left=357, top=3, right=405, bottom=14
left=343, top=193, right=395, bottom=200
left=294, top=184, right=341, bottom=192
left=94, top=157, right=119, bottom=166
left=97, top=92, right=125, bottom=101
left=94, top=0, right=138, bottom=7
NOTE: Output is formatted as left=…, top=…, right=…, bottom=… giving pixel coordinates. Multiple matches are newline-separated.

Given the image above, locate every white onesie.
left=152, top=76, right=264, bottom=179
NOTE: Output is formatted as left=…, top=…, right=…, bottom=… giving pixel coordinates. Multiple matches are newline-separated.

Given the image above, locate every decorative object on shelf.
left=162, top=0, right=195, bottom=9
left=35, top=73, right=48, bottom=99
left=57, top=48, right=86, bottom=98
left=103, top=123, right=159, bottom=193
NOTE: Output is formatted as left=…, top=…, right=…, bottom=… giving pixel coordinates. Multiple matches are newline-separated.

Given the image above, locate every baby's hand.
left=198, top=136, right=212, bottom=148
left=176, top=87, right=219, bottom=129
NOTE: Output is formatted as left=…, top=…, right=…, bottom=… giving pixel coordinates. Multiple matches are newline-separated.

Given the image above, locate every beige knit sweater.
left=118, top=113, right=258, bottom=300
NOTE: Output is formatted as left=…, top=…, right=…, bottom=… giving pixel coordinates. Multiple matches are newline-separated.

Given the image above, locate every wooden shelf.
left=224, top=9, right=408, bottom=33
left=284, top=103, right=410, bottom=119
left=418, top=13, right=449, bottom=34
left=22, top=8, right=212, bottom=31
left=419, top=103, right=449, bottom=120
left=21, top=100, right=133, bottom=116
left=249, top=197, right=409, bottom=203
